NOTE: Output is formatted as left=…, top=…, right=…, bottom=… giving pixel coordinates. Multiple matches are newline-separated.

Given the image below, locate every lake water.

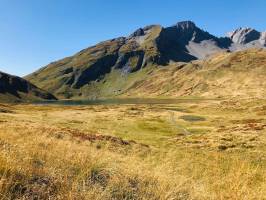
left=34, top=98, right=209, bottom=106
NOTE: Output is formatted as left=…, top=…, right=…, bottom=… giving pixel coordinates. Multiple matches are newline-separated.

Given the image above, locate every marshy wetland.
left=0, top=98, right=266, bottom=199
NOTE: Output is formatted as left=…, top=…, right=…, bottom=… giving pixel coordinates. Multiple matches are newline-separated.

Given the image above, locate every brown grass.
left=0, top=98, right=265, bottom=199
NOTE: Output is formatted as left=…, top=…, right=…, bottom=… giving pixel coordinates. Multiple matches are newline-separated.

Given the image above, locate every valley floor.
left=0, top=98, right=266, bottom=199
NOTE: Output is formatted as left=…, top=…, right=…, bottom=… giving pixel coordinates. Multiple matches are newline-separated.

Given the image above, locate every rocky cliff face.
left=26, top=21, right=266, bottom=99
left=227, top=27, right=266, bottom=50
left=228, top=28, right=261, bottom=44
left=0, top=71, right=56, bottom=102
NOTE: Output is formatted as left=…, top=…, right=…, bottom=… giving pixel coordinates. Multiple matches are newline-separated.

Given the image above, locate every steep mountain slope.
left=228, top=27, right=266, bottom=51
left=26, top=21, right=266, bottom=99
left=0, top=71, right=56, bottom=102
left=124, top=49, right=266, bottom=98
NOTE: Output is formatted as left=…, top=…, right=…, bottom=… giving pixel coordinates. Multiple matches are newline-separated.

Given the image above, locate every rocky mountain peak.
left=167, top=20, right=216, bottom=45
left=129, top=28, right=145, bottom=38
left=129, top=25, right=161, bottom=37
left=175, top=21, right=197, bottom=30
left=227, top=27, right=261, bottom=44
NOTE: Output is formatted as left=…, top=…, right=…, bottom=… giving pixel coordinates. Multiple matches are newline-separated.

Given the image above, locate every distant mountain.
left=227, top=27, right=266, bottom=50
left=26, top=21, right=266, bottom=99
left=0, top=71, right=56, bottom=102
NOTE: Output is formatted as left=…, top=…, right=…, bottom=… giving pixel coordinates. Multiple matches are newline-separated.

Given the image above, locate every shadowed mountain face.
left=0, top=71, right=56, bottom=102
left=26, top=21, right=266, bottom=99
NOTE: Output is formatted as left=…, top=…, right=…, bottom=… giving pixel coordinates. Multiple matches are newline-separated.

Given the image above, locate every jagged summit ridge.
left=228, top=27, right=261, bottom=44
left=227, top=27, right=266, bottom=47
left=175, top=21, right=196, bottom=30
left=128, top=25, right=160, bottom=39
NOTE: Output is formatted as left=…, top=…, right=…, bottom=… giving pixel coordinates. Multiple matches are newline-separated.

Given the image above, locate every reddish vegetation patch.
left=218, top=123, right=266, bottom=132
left=255, top=105, right=266, bottom=116
left=60, top=128, right=135, bottom=146
left=243, top=123, right=266, bottom=131
left=231, top=119, right=264, bottom=124
left=73, top=132, right=131, bottom=145
left=216, top=119, right=265, bottom=132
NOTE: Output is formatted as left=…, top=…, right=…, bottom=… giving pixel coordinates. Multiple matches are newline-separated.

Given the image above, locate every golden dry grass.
left=0, top=98, right=266, bottom=199
left=125, top=49, right=266, bottom=99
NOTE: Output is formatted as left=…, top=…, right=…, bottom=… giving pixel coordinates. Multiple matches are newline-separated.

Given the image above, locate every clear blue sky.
left=0, top=0, right=265, bottom=76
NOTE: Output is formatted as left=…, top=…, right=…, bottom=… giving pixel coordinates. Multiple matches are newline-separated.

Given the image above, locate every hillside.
left=124, top=49, right=266, bottom=98
left=0, top=71, right=56, bottom=102
left=26, top=21, right=266, bottom=99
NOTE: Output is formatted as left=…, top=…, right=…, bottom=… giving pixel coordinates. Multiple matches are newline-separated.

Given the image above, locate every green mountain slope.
left=26, top=21, right=228, bottom=99
left=26, top=25, right=163, bottom=98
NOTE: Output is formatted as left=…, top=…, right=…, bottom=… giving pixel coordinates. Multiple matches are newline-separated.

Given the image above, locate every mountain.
left=26, top=21, right=266, bottom=99
left=0, top=71, right=56, bottom=102
left=227, top=27, right=266, bottom=50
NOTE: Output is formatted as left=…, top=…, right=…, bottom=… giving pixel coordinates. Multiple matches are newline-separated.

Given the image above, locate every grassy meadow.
left=0, top=98, right=266, bottom=199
